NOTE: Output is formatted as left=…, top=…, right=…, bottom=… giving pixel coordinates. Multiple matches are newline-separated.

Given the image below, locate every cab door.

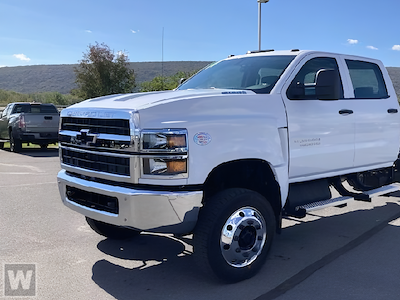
left=282, top=54, right=355, bottom=181
left=343, top=58, right=400, bottom=168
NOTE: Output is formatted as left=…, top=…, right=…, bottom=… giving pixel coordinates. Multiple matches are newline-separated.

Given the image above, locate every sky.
left=1, top=0, right=400, bottom=68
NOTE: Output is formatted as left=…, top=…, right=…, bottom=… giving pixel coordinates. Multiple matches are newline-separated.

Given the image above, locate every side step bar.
left=296, top=183, right=400, bottom=213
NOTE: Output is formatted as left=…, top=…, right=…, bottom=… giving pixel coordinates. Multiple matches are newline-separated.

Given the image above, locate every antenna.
left=161, top=27, right=164, bottom=90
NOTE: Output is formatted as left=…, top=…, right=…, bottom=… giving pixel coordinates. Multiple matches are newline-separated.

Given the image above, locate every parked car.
left=0, top=102, right=60, bottom=152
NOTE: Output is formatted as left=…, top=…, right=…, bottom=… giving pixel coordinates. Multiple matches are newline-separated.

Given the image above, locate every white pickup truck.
left=57, top=50, right=400, bottom=282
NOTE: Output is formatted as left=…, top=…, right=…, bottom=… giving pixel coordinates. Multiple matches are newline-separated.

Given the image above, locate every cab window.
left=345, top=60, right=388, bottom=99
left=1, top=104, right=11, bottom=118
left=287, top=57, right=344, bottom=100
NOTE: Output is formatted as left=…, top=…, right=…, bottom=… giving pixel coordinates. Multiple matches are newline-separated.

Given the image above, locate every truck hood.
left=61, top=88, right=287, bottom=131
left=66, top=89, right=254, bottom=112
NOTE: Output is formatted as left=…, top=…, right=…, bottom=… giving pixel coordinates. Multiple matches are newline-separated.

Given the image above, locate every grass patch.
left=2, top=142, right=58, bottom=150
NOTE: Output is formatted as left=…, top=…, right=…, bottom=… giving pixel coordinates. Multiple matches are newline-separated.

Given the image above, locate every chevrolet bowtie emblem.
left=76, top=129, right=98, bottom=145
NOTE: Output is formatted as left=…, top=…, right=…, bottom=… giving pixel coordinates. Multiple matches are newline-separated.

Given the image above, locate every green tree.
left=72, top=42, right=136, bottom=99
left=140, top=71, right=198, bottom=92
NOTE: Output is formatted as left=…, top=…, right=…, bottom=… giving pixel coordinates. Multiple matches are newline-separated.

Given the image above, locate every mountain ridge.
left=0, top=62, right=399, bottom=97
left=0, top=61, right=212, bottom=94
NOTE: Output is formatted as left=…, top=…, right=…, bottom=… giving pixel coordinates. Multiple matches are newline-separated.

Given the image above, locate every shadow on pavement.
left=93, top=234, right=205, bottom=299
left=91, top=201, right=400, bottom=300
left=1, top=146, right=59, bottom=157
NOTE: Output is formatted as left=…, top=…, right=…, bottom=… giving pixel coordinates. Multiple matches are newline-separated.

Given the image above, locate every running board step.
left=296, top=183, right=400, bottom=213
left=332, top=177, right=370, bottom=202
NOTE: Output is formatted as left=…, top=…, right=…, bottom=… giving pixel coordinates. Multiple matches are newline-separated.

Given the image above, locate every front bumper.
left=57, top=170, right=203, bottom=235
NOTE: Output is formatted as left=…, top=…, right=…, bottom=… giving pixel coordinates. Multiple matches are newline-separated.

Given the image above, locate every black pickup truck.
left=0, top=102, right=60, bottom=152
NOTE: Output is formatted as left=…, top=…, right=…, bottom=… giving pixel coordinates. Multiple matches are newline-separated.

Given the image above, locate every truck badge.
left=194, top=132, right=212, bottom=146
left=76, top=129, right=98, bottom=145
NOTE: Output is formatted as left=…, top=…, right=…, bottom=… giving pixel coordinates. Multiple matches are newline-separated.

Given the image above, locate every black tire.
left=0, top=142, right=4, bottom=149
left=347, top=171, right=390, bottom=191
left=9, top=131, right=22, bottom=153
left=193, top=188, right=276, bottom=283
left=40, top=144, right=48, bottom=150
left=86, top=217, right=141, bottom=240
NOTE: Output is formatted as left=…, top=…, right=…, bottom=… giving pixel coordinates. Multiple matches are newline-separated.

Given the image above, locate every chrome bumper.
left=57, top=170, right=203, bottom=234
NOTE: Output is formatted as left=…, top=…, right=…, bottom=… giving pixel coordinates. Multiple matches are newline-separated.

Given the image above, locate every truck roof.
left=228, top=49, right=382, bottom=64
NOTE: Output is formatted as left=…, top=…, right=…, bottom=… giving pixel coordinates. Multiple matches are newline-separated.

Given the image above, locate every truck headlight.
left=140, top=129, right=188, bottom=178
left=143, top=156, right=187, bottom=175
left=142, top=129, right=187, bottom=152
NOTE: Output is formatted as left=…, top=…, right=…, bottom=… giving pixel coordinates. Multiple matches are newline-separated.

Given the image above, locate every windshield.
left=178, top=55, right=296, bottom=94
left=12, top=104, right=58, bottom=114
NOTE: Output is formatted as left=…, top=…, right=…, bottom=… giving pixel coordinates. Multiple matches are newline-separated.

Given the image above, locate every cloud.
left=130, top=29, right=139, bottom=34
left=367, top=46, right=378, bottom=50
left=392, top=45, right=400, bottom=51
left=13, top=54, right=30, bottom=61
left=85, top=30, right=92, bottom=33
left=347, top=39, right=359, bottom=45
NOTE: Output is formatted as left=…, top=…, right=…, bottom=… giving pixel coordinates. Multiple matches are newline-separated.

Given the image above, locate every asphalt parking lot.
left=1, top=147, right=400, bottom=300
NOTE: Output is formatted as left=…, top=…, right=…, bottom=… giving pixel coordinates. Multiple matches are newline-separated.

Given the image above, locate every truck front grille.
left=66, top=186, right=119, bottom=214
left=61, top=117, right=130, bottom=136
left=62, top=148, right=130, bottom=176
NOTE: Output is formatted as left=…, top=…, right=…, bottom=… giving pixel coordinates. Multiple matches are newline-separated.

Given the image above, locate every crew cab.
left=57, top=50, right=400, bottom=282
left=0, top=102, right=60, bottom=152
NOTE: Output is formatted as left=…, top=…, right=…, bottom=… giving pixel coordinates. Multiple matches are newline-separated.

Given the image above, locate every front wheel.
left=193, top=188, right=276, bottom=283
left=86, top=217, right=141, bottom=240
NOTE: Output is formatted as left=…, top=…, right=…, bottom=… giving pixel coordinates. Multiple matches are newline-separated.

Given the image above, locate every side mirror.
left=286, top=81, right=305, bottom=100
left=179, top=78, right=186, bottom=85
left=315, top=69, right=341, bottom=100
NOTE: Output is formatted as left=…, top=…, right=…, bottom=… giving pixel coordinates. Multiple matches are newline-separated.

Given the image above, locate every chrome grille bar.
left=61, top=117, right=130, bottom=136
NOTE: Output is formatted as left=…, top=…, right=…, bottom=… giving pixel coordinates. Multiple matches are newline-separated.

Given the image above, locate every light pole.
left=258, top=0, right=269, bottom=51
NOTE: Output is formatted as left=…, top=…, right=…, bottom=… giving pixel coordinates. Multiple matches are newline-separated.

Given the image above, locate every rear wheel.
left=347, top=169, right=391, bottom=191
left=86, top=217, right=141, bottom=240
left=9, top=131, right=22, bottom=153
left=0, top=142, right=4, bottom=149
left=193, top=188, right=276, bottom=282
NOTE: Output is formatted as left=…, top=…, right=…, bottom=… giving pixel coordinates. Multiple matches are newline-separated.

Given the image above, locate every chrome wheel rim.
left=220, top=206, right=267, bottom=268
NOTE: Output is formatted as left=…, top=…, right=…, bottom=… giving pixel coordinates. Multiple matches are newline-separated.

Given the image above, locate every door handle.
left=388, top=109, right=398, bottom=114
left=339, top=109, right=353, bottom=115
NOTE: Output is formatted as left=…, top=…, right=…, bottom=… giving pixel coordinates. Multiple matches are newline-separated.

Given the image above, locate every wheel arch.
left=202, top=159, right=282, bottom=223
